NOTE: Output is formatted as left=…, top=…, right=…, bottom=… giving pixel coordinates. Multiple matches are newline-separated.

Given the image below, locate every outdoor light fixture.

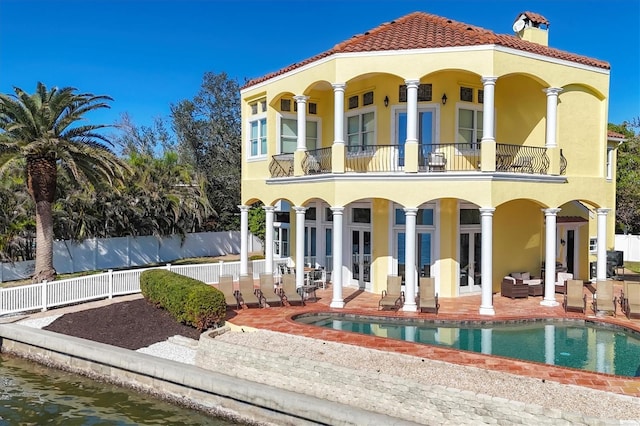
left=384, top=96, right=389, bottom=107
left=560, top=238, right=566, bottom=246
left=441, top=93, right=447, bottom=105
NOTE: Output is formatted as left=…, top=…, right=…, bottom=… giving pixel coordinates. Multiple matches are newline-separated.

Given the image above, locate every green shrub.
left=249, top=254, right=265, bottom=260
left=139, top=269, right=226, bottom=331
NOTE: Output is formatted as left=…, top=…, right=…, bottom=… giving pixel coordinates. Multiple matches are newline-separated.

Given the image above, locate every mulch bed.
left=43, top=298, right=203, bottom=350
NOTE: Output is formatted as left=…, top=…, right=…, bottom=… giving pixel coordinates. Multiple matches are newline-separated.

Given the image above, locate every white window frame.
left=606, top=146, right=614, bottom=180
left=248, top=115, right=267, bottom=159
left=589, top=237, right=597, bottom=253
left=345, top=107, right=376, bottom=154
left=277, top=113, right=321, bottom=154
left=456, top=104, right=483, bottom=153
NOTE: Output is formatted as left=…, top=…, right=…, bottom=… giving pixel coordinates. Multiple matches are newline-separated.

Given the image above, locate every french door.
left=351, top=228, right=371, bottom=289
left=396, top=109, right=435, bottom=167
left=459, top=229, right=482, bottom=293
left=396, top=232, right=433, bottom=283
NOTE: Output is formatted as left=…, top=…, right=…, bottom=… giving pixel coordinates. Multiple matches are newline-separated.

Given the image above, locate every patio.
left=227, top=280, right=640, bottom=397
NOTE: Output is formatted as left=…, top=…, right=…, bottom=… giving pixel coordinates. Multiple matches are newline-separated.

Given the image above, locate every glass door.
left=459, top=229, right=481, bottom=293
left=396, top=232, right=432, bottom=283
left=397, top=109, right=435, bottom=168
left=351, top=229, right=371, bottom=289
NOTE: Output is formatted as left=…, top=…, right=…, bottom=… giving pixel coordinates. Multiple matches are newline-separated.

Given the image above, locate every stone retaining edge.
left=0, top=324, right=418, bottom=426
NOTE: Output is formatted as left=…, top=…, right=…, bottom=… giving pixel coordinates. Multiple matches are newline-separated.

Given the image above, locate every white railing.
left=0, top=258, right=290, bottom=317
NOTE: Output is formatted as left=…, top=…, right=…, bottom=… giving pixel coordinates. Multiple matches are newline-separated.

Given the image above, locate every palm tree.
left=0, top=82, right=128, bottom=282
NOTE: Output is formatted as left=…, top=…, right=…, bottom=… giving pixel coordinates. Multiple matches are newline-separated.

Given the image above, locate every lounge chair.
left=237, top=275, right=262, bottom=308
left=592, top=280, right=617, bottom=317
left=564, top=279, right=587, bottom=314
left=280, top=274, right=304, bottom=306
left=418, top=277, right=439, bottom=314
left=218, top=275, right=239, bottom=309
left=622, top=281, right=640, bottom=320
left=258, top=273, right=282, bottom=307
left=379, top=275, right=404, bottom=310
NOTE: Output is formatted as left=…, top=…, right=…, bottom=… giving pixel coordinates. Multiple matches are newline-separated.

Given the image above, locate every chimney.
left=512, top=12, right=549, bottom=46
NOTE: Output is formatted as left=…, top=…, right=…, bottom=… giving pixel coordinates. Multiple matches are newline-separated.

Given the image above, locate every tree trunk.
left=27, top=155, right=57, bottom=283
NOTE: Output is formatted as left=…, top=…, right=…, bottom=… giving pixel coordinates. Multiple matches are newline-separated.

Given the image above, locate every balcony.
left=268, top=143, right=566, bottom=178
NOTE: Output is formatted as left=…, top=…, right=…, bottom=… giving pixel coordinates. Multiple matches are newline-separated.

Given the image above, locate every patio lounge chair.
left=218, top=275, right=239, bottom=309
left=280, top=274, right=304, bottom=306
left=500, top=276, right=529, bottom=299
left=379, top=275, right=404, bottom=310
left=592, top=280, right=617, bottom=317
left=418, top=277, right=439, bottom=314
left=258, top=273, right=282, bottom=307
left=237, top=275, right=262, bottom=308
left=564, top=279, right=587, bottom=314
left=622, top=281, right=640, bottom=320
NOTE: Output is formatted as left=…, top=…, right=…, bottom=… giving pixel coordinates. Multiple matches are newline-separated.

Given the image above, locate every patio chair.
left=622, top=281, right=640, bottom=320
left=564, top=279, right=587, bottom=314
left=418, top=277, right=439, bottom=314
left=426, top=152, right=446, bottom=172
left=311, top=268, right=328, bottom=289
left=258, top=273, right=282, bottom=307
left=379, top=275, right=404, bottom=310
left=218, top=275, right=239, bottom=309
left=237, top=275, right=262, bottom=308
left=592, top=280, right=617, bottom=317
left=280, top=273, right=304, bottom=306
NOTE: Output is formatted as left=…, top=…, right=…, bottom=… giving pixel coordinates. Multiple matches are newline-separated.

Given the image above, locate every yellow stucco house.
left=238, top=11, right=617, bottom=314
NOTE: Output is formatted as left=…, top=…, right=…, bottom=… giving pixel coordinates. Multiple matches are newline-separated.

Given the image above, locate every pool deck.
left=226, top=279, right=640, bottom=398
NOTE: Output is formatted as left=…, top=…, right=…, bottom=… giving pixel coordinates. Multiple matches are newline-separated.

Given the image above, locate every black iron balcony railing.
left=345, top=144, right=402, bottom=172
left=560, top=149, right=567, bottom=175
left=495, top=143, right=549, bottom=174
left=303, top=147, right=332, bottom=174
left=419, top=143, right=481, bottom=172
left=269, top=153, right=294, bottom=178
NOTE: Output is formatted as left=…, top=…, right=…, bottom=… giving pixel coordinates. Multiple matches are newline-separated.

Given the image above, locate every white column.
left=263, top=206, right=275, bottom=275
left=330, top=207, right=345, bottom=308
left=481, top=77, right=497, bottom=142
left=332, top=84, right=345, bottom=145
left=543, top=88, right=563, bottom=148
left=542, top=208, right=561, bottom=306
left=405, top=325, right=416, bottom=343
left=403, top=208, right=418, bottom=312
left=479, top=208, right=495, bottom=315
left=405, top=79, right=419, bottom=144
left=238, top=205, right=250, bottom=277
left=596, top=208, right=610, bottom=281
left=544, top=324, right=555, bottom=365
left=294, top=95, right=309, bottom=151
left=293, top=206, right=306, bottom=288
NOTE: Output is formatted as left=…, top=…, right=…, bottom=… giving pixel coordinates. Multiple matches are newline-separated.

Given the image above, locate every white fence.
left=0, top=258, right=288, bottom=317
left=0, top=231, right=262, bottom=282
left=615, top=234, right=640, bottom=262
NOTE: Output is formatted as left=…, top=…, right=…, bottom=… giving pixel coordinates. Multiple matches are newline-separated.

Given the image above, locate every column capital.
left=293, top=206, right=307, bottom=214
left=238, top=204, right=250, bottom=212
left=479, top=207, right=496, bottom=216
left=293, top=95, right=309, bottom=103
left=332, top=83, right=346, bottom=91
left=330, top=206, right=345, bottom=214
left=403, top=207, right=419, bottom=215
left=542, top=207, right=561, bottom=216
left=596, top=208, right=611, bottom=215
left=262, top=205, right=275, bottom=212
left=404, top=79, right=420, bottom=88
left=543, top=87, right=563, bottom=96
left=481, top=76, right=498, bottom=85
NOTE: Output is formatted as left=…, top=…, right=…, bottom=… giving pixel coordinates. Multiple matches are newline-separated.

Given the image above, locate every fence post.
left=41, top=280, right=48, bottom=312
left=166, top=263, right=172, bottom=272
left=108, top=269, right=114, bottom=299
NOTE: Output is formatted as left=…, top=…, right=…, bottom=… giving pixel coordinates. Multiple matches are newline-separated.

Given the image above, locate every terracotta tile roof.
left=243, top=11, right=610, bottom=89
left=516, top=11, right=550, bottom=27
left=557, top=216, right=588, bottom=223
left=608, top=130, right=626, bottom=139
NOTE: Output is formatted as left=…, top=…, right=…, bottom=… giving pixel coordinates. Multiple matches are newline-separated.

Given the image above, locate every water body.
left=0, top=354, right=240, bottom=425
left=296, top=314, right=640, bottom=377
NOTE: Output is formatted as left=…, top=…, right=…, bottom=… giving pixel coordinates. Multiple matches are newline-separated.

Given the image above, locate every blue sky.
left=1, top=0, right=638, bottom=134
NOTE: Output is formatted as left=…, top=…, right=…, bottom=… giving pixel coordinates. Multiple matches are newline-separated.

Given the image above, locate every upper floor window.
left=249, top=118, right=267, bottom=157
left=606, top=146, right=614, bottom=180
left=399, top=84, right=433, bottom=102
left=346, top=111, right=375, bottom=153
left=458, top=107, right=483, bottom=149
left=394, top=208, right=434, bottom=226
left=279, top=117, right=319, bottom=154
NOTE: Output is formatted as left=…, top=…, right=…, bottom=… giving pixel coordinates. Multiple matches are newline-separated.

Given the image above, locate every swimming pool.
left=294, top=314, right=640, bottom=377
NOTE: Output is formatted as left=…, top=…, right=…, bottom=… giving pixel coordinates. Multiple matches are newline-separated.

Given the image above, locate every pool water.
left=295, top=314, right=640, bottom=377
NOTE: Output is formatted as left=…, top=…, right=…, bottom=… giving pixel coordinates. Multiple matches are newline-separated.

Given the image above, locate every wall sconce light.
left=560, top=239, right=566, bottom=246
left=441, top=93, right=447, bottom=105
left=384, top=96, right=389, bottom=107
